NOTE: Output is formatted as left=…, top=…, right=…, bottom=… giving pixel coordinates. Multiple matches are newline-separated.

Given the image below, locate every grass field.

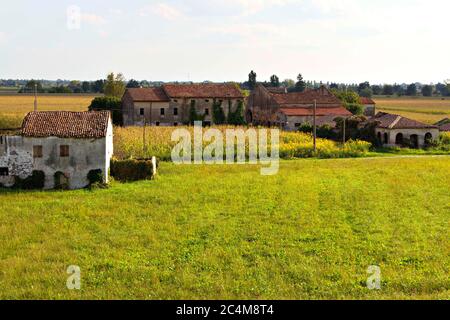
left=374, top=97, right=450, bottom=124
left=0, top=95, right=95, bottom=128
left=0, top=157, right=449, bottom=299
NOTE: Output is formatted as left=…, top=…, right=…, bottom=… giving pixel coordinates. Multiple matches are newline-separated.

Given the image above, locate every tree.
left=371, top=85, right=382, bottom=95
left=188, top=100, right=204, bottom=125
left=282, top=79, right=295, bottom=88
left=88, top=96, right=123, bottom=125
left=126, top=79, right=140, bottom=88
left=92, top=80, right=105, bottom=93
left=212, top=100, right=226, bottom=125
left=21, top=80, right=43, bottom=93
left=270, top=75, right=280, bottom=87
left=359, top=87, right=373, bottom=98
left=358, top=81, right=370, bottom=93
left=248, top=70, right=257, bottom=90
left=228, top=101, right=246, bottom=125
left=382, top=84, right=394, bottom=95
left=294, top=74, right=306, bottom=92
left=103, top=72, right=126, bottom=98
left=406, top=83, right=417, bottom=96
left=81, top=81, right=91, bottom=93
left=421, top=85, right=433, bottom=97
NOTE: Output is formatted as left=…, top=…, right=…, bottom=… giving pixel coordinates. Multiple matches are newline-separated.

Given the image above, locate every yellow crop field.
left=0, top=94, right=99, bottom=128
left=374, top=97, right=450, bottom=124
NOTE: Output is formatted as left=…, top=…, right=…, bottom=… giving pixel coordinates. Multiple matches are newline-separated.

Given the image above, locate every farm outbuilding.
left=0, top=111, right=113, bottom=190
left=369, top=112, right=439, bottom=148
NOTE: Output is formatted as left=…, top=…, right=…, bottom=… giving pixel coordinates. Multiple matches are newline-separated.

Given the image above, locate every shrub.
left=110, top=158, right=155, bottom=182
left=87, top=169, right=104, bottom=185
left=344, top=103, right=364, bottom=115
left=298, top=122, right=313, bottom=133
left=14, top=170, right=45, bottom=190
left=88, top=96, right=122, bottom=126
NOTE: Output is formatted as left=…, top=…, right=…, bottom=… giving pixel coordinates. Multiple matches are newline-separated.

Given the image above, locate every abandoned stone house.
left=359, top=97, right=376, bottom=117
left=368, top=112, right=439, bottom=148
left=122, top=83, right=245, bottom=126
left=246, top=84, right=352, bottom=131
left=0, top=111, right=113, bottom=190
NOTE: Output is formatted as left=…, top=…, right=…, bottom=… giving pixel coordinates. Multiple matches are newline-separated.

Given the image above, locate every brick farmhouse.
left=122, top=83, right=244, bottom=126
left=246, top=84, right=352, bottom=131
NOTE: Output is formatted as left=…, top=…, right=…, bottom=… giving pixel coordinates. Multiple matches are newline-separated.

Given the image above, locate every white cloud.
left=140, top=3, right=184, bottom=21
left=0, top=32, right=6, bottom=43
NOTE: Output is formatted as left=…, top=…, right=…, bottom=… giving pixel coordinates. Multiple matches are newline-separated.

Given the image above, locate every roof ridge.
left=389, top=115, right=402, bottom=128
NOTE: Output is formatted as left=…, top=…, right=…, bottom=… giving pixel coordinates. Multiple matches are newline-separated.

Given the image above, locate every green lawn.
left=0, top=157, right=449, bottom=299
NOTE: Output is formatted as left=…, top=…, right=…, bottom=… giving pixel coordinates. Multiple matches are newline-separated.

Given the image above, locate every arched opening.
left=395, top=133, right=403, bottom=145
left=54, top=171, right=69, bottom=190
left=377, top=132, right=382, bottom=142
left=410, top=134, right=419, bottom=148
left=384, top=133, right=389, bottom=144
left=424, top=132, right=433, bottom=146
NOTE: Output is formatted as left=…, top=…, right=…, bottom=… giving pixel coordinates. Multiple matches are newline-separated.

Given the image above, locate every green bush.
left=110, top=158, right=155, bottom=182
left=344, top=103, right=364, bottom=115
left=14, top=170, right=45, bottom=190
left=88, top=96, right=122, bottom=125
left=87, top=169, right=104, bottom=185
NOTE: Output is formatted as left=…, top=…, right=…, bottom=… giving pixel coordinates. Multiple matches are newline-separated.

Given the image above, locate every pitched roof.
left=360, top=97, right=376, bottom=105
left=266, top=87, right=288, bottom=94
left=280, top=107, right=352, bottom=117
left=439, top=123, right=450, bottom=131
left=162, top=83, right=243, bottom=99
left=435, top=118, right=450, bottom=126
left=269, top=86, right=343, bottom=107
left=21, top=111, right=111, bottom=139
left=371, top=112, right=438, bottom=129
left=125, top=87, right=170, bottom=102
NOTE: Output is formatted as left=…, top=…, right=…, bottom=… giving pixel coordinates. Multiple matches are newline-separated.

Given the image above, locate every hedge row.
left=110, top=158, right=156, bottom=182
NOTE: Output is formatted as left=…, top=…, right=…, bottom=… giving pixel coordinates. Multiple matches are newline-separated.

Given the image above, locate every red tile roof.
left=22, top=111, right=111, bottom=138
left=280, top=107, right=352, bottom=117
left=439, top=123, right=450, bottom=131
left=125, top=87, right=170, bottom=102
left=163, top=83, right=243, bottom=99
left=360, top=97, right=376, bottom=105
left=270, top=86, right=343, bottom=107
left=371, top=112, right=438, bottom=129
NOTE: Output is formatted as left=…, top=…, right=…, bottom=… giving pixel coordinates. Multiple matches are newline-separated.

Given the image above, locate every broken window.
left=139, top=108, right=145, bottom=116
left=173, top=108, right=178, bottom=116
left=60, top=145, right=69, bottom=157
left=0, top=167, right=8, bottom=176
left=160, top=108, right=165, bottom=116
left=33, top=145, right=43, bottom=158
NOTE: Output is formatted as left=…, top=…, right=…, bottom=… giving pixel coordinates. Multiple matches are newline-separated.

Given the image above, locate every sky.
left=0, top=0, right=449, bottom=84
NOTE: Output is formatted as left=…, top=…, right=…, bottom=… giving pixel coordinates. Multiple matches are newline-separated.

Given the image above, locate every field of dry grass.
left=0, top=94, right=97, bottom=128
left=374, top=97, right=450, bottom=124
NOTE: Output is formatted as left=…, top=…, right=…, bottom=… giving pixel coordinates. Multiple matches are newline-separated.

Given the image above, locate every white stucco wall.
left=376, top=127, right=439, bottom=148
left=0, top=123, right=113, bottom=189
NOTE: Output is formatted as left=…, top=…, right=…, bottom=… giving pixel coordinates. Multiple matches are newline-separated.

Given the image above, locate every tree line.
left=243, top=71, right=450, bottom=98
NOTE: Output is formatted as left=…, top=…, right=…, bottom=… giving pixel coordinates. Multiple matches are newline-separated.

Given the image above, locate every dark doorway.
left=410, top=134, right=419, bottom=148
left=395, top=133, right=404, bottom=145
left=424, top=133, right=433, bottom=146
left=384, top=133, right=389, bottom=144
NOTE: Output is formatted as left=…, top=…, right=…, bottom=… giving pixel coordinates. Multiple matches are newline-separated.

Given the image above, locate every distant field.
left=0, top=157, right=449, bottom=299
left=374, top=97, right=450, bottom=124
left=0, top=94, right=97, bottom=128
